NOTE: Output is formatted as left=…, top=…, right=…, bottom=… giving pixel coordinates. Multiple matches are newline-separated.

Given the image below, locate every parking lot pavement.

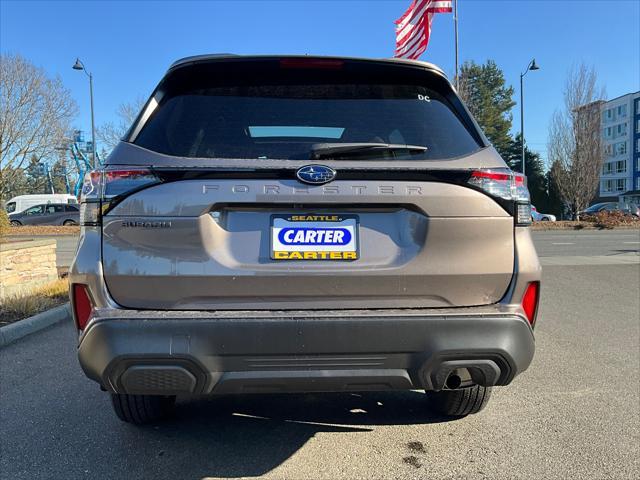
left=1, top=262, right=638, bottom=480
left=532, top=229, right=640, bottom=258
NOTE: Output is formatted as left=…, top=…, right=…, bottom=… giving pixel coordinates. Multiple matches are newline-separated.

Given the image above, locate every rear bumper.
left=78, top=309, right=535, bottom=395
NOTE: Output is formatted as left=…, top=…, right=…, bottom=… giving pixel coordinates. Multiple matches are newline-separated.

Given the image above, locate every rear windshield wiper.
left=310, top=143, right=428, bottom=160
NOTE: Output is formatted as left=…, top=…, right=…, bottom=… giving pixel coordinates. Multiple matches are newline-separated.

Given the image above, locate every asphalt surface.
left=1, top=232, right=639, bottom=479
left=531, top=229, right=640, bottom=257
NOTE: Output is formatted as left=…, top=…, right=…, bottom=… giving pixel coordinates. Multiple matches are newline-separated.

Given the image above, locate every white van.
left=4, top=194, right=78, bottom=214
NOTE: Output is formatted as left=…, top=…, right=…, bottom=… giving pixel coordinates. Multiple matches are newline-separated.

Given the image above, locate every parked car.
left=70, top=55, right=541, bottom=424
left=580, top=202, right=640, bottom=217
left=531, top=205, right=556, bottom=222
left=9, top=203, right=79, bottom=226
left=4, top=194, right=77, bottom=214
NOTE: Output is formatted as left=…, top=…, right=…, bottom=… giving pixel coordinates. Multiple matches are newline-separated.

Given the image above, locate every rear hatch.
left=98, top=56, right=517, bottom=310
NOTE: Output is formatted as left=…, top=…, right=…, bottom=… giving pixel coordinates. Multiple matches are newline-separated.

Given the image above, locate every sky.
left=1, top=0, right=639, bottom=165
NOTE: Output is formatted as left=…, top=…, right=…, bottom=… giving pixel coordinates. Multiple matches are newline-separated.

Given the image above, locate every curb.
left=0, top=303, right=71, bottom=348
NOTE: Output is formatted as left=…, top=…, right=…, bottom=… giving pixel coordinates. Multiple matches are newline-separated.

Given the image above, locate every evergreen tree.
left=502, top=134, right=548, bottom=210
left=458, top=60, right=516, bottom=158
left=25, top=156, right=49, bottom=194
left=546, top=163, right=567, bottom=219
left=0, top=166, right=30, bottom=201
left=50, top=161, right=71, bottom=194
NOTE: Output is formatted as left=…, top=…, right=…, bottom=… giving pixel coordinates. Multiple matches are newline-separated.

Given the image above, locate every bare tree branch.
left=0, top=53, right=77, bottom=198
left=96, top=96, right=146, bottom=154
left=548, top=64, right=606, bottom=219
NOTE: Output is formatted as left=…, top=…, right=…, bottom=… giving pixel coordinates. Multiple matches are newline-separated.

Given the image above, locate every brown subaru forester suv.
left=70, top=55, right=541, bottom=424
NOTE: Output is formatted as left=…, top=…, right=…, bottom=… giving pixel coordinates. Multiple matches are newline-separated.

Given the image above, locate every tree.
left=50, top=160, right=71, bottom=194
left=458, top=60, right=516, bottom=158
left=546, top=163, right=566, bottom=219
left=0, top=54, right=77, bottom=199
left=502, top=134, right=548, bottom=210
left=97, top=96, right=146, bottom=155
left=548, top=64, right=605, bottom=219
left=0, top=207, right=9, bottom=237
left=0, top=165, right=29, bottom=200
left=24, top=156, right=49, bottom=194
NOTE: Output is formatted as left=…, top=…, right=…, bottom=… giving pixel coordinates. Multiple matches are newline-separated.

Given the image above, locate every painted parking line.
left=623, top=241, right=640, bottom=244
left=540, top=255, right=640, bottom=266
left=551, top=242, right=575, bottom=245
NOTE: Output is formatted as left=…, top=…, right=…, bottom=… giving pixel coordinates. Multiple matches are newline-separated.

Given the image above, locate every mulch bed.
left=531, top=220, right=640, bottom=231
left=3, top=225, right=80, bottom=236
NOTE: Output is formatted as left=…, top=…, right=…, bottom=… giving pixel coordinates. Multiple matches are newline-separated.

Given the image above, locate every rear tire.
left=63, top=219, right=77, bottom=226
left=427, top=385, right=492, bottom=417
left=110, top=393, right=176, bottom=424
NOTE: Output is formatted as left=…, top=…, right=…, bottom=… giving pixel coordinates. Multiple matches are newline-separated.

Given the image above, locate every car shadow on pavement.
left=608, top=248, right=640, bottom=255
left=115, top=391, right=452, bottom=479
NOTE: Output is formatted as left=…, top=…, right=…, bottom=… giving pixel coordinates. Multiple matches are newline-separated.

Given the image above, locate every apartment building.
left=599, top=91, right=640, bottom=205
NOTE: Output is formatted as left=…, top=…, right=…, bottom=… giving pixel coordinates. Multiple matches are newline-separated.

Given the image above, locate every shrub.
left=0, top=208, right=10, bottom=237
left=0, top=278, right=69, bottom=326
left=582, top=210, right=639, bottom=229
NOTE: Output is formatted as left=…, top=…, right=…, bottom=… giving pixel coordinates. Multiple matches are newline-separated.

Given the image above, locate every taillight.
left=468, top=168, right=531, bottom=226
left=72, top=284, right=93, bottom=331
left=78, top=167, right=160, bottom=226
left=521, top=281, right=540, bottom=326
left=102, top=168, right=159, bottom=198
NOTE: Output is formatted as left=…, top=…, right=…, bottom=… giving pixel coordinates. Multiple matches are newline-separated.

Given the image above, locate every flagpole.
left=454, top=0, right=459, bottom=90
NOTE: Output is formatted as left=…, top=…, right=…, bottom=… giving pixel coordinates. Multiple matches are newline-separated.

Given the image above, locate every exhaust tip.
left=445, top=373, right=462, bottom=390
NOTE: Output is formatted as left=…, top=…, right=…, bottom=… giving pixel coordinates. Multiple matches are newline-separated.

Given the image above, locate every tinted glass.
left=135, top=83, right=481, bottom=161
left=25, top=205, right=44, bottom=215
left=65, top=205, right=79, bottom=212
left=585, top=203, right=610, bottom=212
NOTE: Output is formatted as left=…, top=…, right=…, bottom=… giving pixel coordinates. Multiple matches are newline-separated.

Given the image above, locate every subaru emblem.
left=296, top=165, right=337, bottom=185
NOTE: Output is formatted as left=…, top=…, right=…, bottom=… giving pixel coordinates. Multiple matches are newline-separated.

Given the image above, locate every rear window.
left=134, top=71, right=481, bottom=161
left=45, top=205, right=64, bottom=214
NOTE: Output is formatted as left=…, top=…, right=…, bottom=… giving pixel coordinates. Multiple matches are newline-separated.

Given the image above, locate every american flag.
left=394, top=0, right=453, bottom=60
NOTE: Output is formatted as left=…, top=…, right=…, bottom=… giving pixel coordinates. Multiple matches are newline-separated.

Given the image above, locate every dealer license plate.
left=270, top=214, right=359, bottom=261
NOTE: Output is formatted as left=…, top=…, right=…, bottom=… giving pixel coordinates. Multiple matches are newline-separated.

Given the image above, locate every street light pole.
left=72, top=58, right=97, bottom=169
left=454, top=0, right=459, bottom=90
left=89, top=72, right=96, bottom=169
left=520, top=72, right=525, bottom=174
left=519, top=58, right=540, bottom=175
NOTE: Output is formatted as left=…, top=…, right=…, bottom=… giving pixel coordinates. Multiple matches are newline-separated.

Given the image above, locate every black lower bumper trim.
left=78, top=312, right=535, bottom=395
